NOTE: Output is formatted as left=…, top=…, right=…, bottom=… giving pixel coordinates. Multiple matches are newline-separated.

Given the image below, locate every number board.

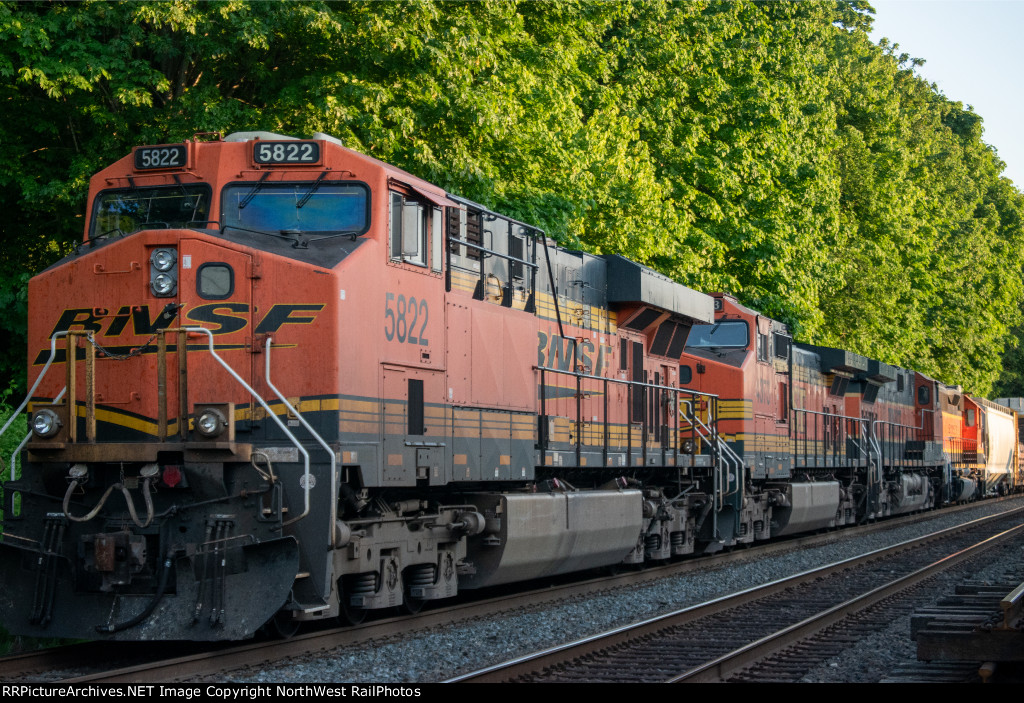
left=134, top=145, right=188, bottom=170
left=253, top=141, right=322, bottom=165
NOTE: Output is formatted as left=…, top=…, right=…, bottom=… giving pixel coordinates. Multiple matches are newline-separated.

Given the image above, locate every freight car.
left=0, top=131, right=1017, bottom=641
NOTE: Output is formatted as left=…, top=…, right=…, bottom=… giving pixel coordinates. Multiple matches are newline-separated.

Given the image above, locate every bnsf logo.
left=35, top=303, right=324, bottom=364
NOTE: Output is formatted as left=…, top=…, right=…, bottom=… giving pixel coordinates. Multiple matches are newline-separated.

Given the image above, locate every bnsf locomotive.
left=0, top=132, right=1020, bottom=640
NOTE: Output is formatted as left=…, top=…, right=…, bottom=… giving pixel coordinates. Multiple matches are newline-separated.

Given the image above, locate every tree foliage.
left=1, top=0, right=1022, bottom=396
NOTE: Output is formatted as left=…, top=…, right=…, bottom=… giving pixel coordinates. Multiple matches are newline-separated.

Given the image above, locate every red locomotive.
left=0, top=132, right=1018, bottom=640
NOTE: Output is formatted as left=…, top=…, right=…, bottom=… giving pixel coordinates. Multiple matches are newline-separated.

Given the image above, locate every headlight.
left=196, top=408, right=227, bottom=438
left=150, top=248, right=177, bottom=272
left=32, top=409, right=61, bottom=438
left=151, top=273, right=176, bottom=296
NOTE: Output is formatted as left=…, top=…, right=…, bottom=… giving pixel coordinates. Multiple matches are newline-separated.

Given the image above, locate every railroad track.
left=3, top=498, right=1020, bottom=683
left=448, top=506, right=1024, bottom=683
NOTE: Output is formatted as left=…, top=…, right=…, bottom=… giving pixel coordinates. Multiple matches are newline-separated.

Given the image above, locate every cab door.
left=177, top=238, right=255, bottom=419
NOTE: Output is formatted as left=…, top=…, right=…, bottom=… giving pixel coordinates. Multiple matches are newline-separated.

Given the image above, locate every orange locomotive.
left=0, top=132, right=1019, bottom=641
left=0, top=132, right=722, bottom=639
left=677, top=292, right=1020, bottom=544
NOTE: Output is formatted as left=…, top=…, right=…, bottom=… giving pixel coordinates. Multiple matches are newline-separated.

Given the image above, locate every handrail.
left=792, top=407, right=868, bottom=468
left=848, top=420, right=873, bottom=462
left=447, top=237, right=539, bottom=271
left=264, top=338, right=336, bottom=539
left=186, top=327, right=311, bottom=525
left=868, top=424, right=883, bottom=488
left=792, top=406, right=862, bottom=422
left=679, top=399, right=744, bottom=511
left=0, top=328, right=313, bottom=526
left=537, top=364, right=720, bottom=398
left=537, top=363, right=718, bottom=471
left=0, top=331, right=69, bottom=441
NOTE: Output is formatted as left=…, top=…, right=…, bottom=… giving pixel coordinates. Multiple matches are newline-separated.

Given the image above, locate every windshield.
left=222, top=182, right=369, bottom=234
left=686, top=321, right=749, bottom=349
left=92, top=185, right=211, bottom=238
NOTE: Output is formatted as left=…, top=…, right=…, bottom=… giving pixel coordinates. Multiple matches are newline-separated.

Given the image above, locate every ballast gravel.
left=203, top=498, right=1024, bottom=684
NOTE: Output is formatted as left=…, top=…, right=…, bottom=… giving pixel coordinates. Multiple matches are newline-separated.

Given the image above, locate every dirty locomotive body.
left=1, top=133, right=1019, bottom=640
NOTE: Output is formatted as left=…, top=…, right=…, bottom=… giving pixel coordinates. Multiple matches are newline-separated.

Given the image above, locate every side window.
left=679, top=365, right=693, bottom=385
left=773, top=333, right=790, bottom=360
left=390, top=192, right=403, bottom=262
left=389, top=191, right=427, bottom=267
left=829, top=375, right=849, bottom=397
left=197, top=263, right=233, bottom=300
left=431, top=208, right=442, bottom=273
left=510, top=234, right=524, bottom=280
left=402, top=200, right=426, bottom=266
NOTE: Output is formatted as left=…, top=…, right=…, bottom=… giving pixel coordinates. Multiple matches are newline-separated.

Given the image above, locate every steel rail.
left=3, top=498, right=1020, bottom=684
left=668, top=521, right=1024, bottom=682
left=444, top=504, right=1024, bottom=683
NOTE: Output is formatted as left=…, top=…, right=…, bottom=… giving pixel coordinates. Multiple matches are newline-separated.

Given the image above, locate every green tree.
left=0, top=0, right=1021, bottom=398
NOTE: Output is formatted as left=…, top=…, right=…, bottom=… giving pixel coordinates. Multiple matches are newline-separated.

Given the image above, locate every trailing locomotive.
left=0, top=131, right=1019, bottom=641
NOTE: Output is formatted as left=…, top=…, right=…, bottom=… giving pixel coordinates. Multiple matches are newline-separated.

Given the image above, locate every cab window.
left=686, top=321, right=748, bottom=349
left=93, top=185, right=212, bottom=238
left=222, top=181, right=369, bottom=234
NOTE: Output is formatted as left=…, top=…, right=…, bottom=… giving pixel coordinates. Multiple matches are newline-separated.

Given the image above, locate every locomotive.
left=0, top=131, right=1019, bottom=641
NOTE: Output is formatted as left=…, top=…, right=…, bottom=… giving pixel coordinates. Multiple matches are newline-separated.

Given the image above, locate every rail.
left=187, top=327, right=311, bottom=524
left=791, top=407, right=869, bottom=470
left=446, top=505, right=1024, bottom=683
left=0, top=331, right=71, bottom=442
left=946, top=436, right=982, bottom=467
left=535, top=363, right=717, bottom=472
left=0, top=327, right=313, bottom=526
left=872, top=418, right=928, bottom=469
left=679, top=399, right=743, bottom=512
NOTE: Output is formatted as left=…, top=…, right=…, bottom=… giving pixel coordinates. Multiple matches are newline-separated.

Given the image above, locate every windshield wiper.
left=304, top=229, right=361, bottom=244
left=78, top=227, right=128, bottom=252
left=296, top=171, right=328, bottom=209
left=222, top=224, right=361, bottom=248
left=239, top=172, right=271, bottom=210
left=284, top=229, right=361, bottom=248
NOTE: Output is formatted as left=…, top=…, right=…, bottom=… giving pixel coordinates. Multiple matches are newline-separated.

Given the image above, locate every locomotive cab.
left=1, top=132, right=393, bottom=639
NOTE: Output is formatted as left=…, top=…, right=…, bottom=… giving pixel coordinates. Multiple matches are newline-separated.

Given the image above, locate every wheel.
left=340, top=599, right=368, bottom=625
left=401, top=594, right=426, bottom=615
left=264, top=609, right=300, bottom=639
left=400, top=564, right=435, bottom=615
left=338, top=580, right=368, bottom=626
